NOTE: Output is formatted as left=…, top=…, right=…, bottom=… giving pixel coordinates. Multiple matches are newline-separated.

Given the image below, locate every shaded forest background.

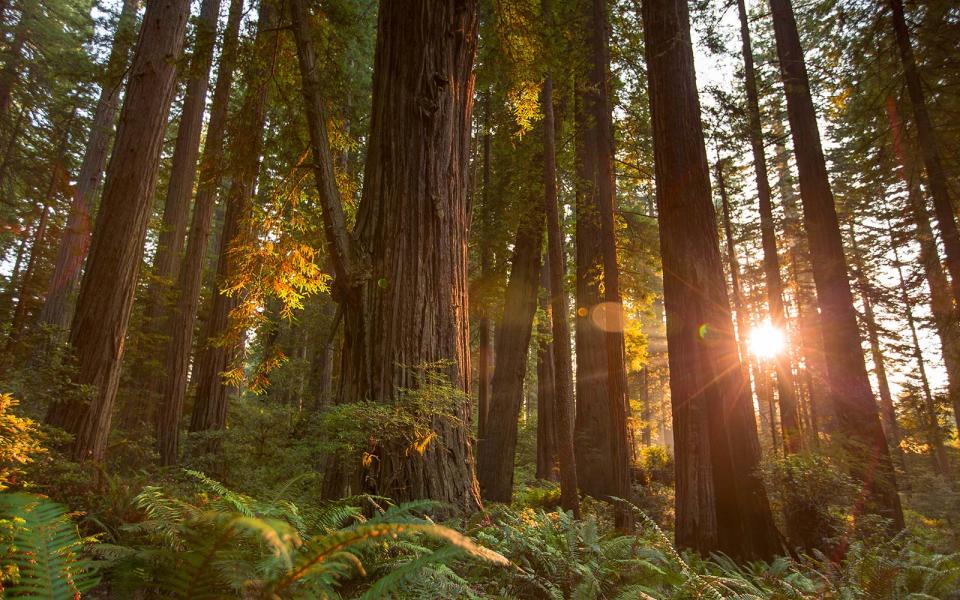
left=0, top=0, right=959, bottom=597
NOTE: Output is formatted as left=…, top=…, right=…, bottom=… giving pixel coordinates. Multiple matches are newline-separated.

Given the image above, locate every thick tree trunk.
left=644, top=0, right=781, bottom=559
left=38, top=0, right=139, bottom=332
left=543, top=66, right=580, bottom=518
left=845, top=220, right=905, bottom=472
left=476, top=185, right=544, bottom=502
left=736, top=0, right=801, bottom=452
left=536, top=260, right=558, bottom=481
left=155, top=0, right=244, bottom=466
left=889, top=0, right=960, bottom=310
left=768, top=0, right=904, bottom=529
left=189, top=1, right=276, bottom=442
left=297, top=0, right=482, bottom=511
left=44, top=0, right=190, bottom=462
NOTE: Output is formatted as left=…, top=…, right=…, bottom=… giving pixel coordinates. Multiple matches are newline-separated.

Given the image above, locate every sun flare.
left=747, top=321, right=786, bottom=360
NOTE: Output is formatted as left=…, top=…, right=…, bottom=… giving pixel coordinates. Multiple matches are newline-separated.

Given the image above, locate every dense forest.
left=0, top=0, right=958, bottom=597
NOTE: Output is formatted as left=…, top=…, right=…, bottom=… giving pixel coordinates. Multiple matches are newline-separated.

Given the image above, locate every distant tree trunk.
left=39, top=0, right=139, bottom=332
left=768, top=0, right=904, bottom=529
left=716, top=158, right=752, bottom=371
left=536, top=260, right=558, bottom=481
left=889, top=0, right=960, bottom=310
left=44, top=0, right=190, bottom=462
left=736, top=0, right=801, bottom=453
left=573, top=1, right=631, bottom=521
left=886, top=215, right=950, bottom=477
left=123, top=0, right=224, bottom=431
left=155, top=0, right=244, bottom=466
left=845, top=219, right=905, bottom=472
left=6, top=202, right=48, bottom=346
left=886, top=97, right=960, bottom=431
left=294, top=0, right=482, bottom=511
left=476, top=189, right=543, bottom=502
left=543, top=57, right=580, bottom=518
left=189, top=1, right=276, bottom=442
left=644, top=0, right=781, bottom=559
left=477, top=101, right=493, bottom=442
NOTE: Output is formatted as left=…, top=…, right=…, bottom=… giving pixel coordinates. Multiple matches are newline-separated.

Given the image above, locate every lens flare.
left=747, top=321, right=786, bottom=359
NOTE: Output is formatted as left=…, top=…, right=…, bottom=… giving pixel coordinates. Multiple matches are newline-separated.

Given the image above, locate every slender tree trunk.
left=886, top=97, right=960, bottom=430
left=44, top=0, right=190, bottom=462
left=0, top=14, right=26, bottom=118
left=124, top=0, right=224, bottom=431
left=644, top=0, right=781, bottom=559
left=737, top=0, right=801, bottom=452
left=295, top=0, right=482, bottom=510
left=476, top=187, right=544, bottom=502
left=543, top=59, right=580, bottom=519
left=155, top=0, right=244, bottom=466
left=889, top=0, right=960, bottom=309
left=536, top=259, right=558, bottom=481
left=189, top=1, right=276, bottom=442
left=717, top=158, right=752, bottom=371
left=477, top=99, right=493, bottom=442
left=845, top=220, right=905, bottom=472
left=6, top=203, right=48, bottom=346
left=768, top=0, right=904, bottom=529
left=39, top=0, right=139, bottom=332
left=886, top=215, right=950, bottom=477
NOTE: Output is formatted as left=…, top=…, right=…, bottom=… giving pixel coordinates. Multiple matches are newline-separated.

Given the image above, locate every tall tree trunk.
left=294, top=0, right=482, bottom=511
left=476, top=189, right=544, bottom=502
left=643, top=0, right=781, bottom=559
left=6, top=202, right=48, bottom=346
left=573, top=0, right=631, bottom=519
left=536, top=259, right=558, bottom=481
left=543, top=56, right=580, bottom=518
left=845, top=219, right=905, bottom=472
left=886, top=97, right=960, bottom=430
left=736, top=0, right=801, bottom=452
left=155, top=0, right=244, bottom=466
left=44, top=0, right=190, bottom=462
left=189, top=1, right=276, bottom=442
left=768, top=0, right=904, bottom=530
left=123, top=0, right=224, bottom=431
left=39, top=0, right=139, bottom=332
left=716, top=158, right=752, bottom=370
left=477, top=98, right=492, bottom=442
left=0, top=13, right=26, bottom=118
left=888, top=0, right=960, bottom=309
left=886, top=214, right=950, bottom=477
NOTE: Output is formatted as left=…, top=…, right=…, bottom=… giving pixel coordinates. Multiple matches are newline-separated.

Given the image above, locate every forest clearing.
left=0, top=0, right=959, bottom=597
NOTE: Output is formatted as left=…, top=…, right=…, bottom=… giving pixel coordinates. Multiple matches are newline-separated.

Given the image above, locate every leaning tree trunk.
left=845, top=219, right=905, bottom=472
left=293, top=0, right=482, bottom=511
left=44, top=0, right=190, bottom=462
left=476, top=188, right=544, bottom=502
left=736, top=0, right=801, bottom=452
left=189, top=1, right=276, bottom=442
left=888, top=0, right=960, bottom=310
left=768, top=0, right=904, bottom=530
left=155, top=0, right=244, bottom=466
left=643, top=0, right=782, bottom=560
left=39, top=0, right=138, bottom=332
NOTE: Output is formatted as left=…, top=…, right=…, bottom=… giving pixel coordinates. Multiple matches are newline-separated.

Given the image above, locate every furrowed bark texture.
left=313, top=0, right=482, bottom=511
left=39, top=0, right=139, bottom=331
left=156, top=0, right=244, bottom=466
left=769, top=0, right=903, bottom=528
left=45, top=0, right=190, bottom=462
left=644, top=0, right=781, bottom=559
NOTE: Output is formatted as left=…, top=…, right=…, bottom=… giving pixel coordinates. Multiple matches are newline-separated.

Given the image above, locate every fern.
left=0, top=492, right=99, bottom=599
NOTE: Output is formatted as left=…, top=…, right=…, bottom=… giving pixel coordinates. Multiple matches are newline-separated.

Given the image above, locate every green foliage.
left=0, top=492, right=99, bottom=598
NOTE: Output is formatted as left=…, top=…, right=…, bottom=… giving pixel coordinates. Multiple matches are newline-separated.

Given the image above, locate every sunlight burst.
left=747, top=321, right=786, bottom=360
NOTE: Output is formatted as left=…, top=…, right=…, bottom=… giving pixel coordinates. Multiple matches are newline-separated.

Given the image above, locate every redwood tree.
left=643, top=0, right=781, bottom=559
left=768, top=0, right=904, bottom=528
left=45, top=0, right=191, bottom=462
